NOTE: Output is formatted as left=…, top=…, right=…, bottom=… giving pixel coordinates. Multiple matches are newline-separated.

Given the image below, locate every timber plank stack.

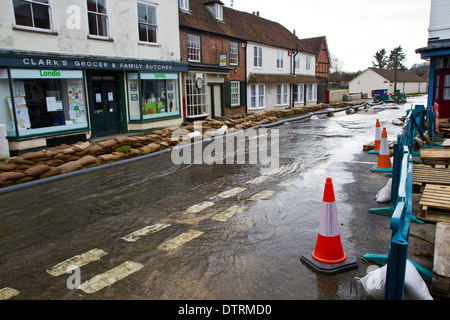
left=363, top=140, right=394, bottom=151
left=431, top=222, right=450, bottom=299
left=412, top=165, right=450, bottom=192
left=417, top=184, right=450, bottom=223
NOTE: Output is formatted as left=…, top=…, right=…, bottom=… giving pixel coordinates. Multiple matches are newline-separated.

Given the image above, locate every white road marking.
left=79, top=261, right=143, bottom=294
left=46, top=248, right=108, bottom=277
left=210, top=187, right=247, bottom=200
left=157, top=230, right=204, bottom=251
left=0, top=287, right=20, bottom=300
left=246, top=176, right=271, bottom=184
left=211, top=205, right=247, bottom=222
left=247, top=190, right=276, bottom=201
left=261, top=165, right=289, bottom=176
left=277, top=178, right=299, bottom=187
left=121, top=222, right=171, bottom=242
left=186, top=201, right=215, bottom=213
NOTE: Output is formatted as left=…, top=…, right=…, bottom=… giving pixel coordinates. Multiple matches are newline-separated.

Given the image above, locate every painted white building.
left=0, top=0, right=186, bottom=155
left=246, top=41, right=318, bottom=112
left=348, top=68, right=428, bottom=97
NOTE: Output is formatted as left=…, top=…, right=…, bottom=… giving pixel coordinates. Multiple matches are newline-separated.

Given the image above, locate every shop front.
left=0, top=52, right=187, bottom=155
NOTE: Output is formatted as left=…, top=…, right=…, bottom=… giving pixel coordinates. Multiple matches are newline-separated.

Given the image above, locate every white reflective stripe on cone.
left=318, top=202, right=340, bottom=238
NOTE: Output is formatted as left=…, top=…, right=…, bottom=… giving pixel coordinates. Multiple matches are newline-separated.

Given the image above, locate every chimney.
left=293, top=29, right=296, bottom=36
left=256, top=11, right=260, bottom=16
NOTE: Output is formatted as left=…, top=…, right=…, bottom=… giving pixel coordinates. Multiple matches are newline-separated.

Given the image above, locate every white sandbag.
left=217, top=125, right=228, bottom=134
left=376, top=178, right=392, bottom=203
left=358, top=261, right=433, bottom=300
left=359, top=265, right=387, bottom=300
left=404, top=260, right=433, bottom=300
left=187, top=131, right=201, bottom=139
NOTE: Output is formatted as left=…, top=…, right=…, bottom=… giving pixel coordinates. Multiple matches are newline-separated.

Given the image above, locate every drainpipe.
left=291, top=44, right=299, bottom=108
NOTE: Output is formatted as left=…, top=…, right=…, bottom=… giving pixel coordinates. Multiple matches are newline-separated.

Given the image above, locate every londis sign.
left=40, top=70, right=62, bottom=77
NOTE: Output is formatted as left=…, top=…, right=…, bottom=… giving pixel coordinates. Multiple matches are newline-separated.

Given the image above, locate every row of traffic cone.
left=370, top=119, right=392, bottom=172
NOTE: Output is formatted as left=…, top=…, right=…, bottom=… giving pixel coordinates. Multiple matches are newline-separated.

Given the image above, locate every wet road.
left=0, top=95, right=434, bottom=300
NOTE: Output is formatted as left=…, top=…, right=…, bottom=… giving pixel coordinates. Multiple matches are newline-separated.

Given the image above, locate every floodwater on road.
left=0, top=96, right=431, bottom=300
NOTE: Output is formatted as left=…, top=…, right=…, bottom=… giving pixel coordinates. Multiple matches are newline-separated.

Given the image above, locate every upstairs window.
left=306, top=55, right=311, bottom=71
left=294, top=54, right=300, bottom=70
left=277, top=51, right=284, bottom=69
left=137, top=2, right=158, bottom=44
left=187, top=34, right=201, bottom=62
left=179, top=0, right=189, bottom=11
left=229, top=41, right=239, bottom=65
left=12, top=0, right=52, bottom=30
left=205, top=2, right=223, bottom=21
left=254, top=46, right=262, bottom=68
left=87, top=0, right=109, bottom=37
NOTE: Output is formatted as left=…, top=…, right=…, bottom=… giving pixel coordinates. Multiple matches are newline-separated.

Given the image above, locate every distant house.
left=416, top=0, right=450, bottom=119
left=348, top=68, right=428, bottom=97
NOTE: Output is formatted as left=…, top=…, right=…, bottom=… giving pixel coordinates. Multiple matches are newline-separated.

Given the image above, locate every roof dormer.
left=204, top=0, right=224, bottom=21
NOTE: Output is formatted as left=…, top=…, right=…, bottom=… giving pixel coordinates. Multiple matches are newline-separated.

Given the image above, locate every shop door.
left=91, top=81, right=121, bottom=137
left=435, top=71, right=450, bottom=119
left=211, top=85, right=222, bottom=118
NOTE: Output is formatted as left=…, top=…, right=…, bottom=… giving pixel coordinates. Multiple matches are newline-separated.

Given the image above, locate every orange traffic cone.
left=368, top=119, right=381, bottom=154
left=370, top=127, right=392, bottom=172
left=301, top=178, right=358, bottom=274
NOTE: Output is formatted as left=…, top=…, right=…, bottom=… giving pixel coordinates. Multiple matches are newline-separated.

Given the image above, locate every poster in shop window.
left=67, top=83, right=86, bottom=124
left=6, top=97, right=31, bottom=129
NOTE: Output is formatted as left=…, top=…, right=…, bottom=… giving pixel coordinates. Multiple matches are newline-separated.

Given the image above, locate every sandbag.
left=359, top=261, right=433, bottom=300
left=376, top=178, right=392, bottom=203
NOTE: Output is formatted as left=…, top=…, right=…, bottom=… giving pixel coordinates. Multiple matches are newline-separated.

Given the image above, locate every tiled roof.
left=179, top=0, right=316, bottom=54
left=370, top=68, right=426, bottom=82
left=301, top=36, right=326, bottom=55
left=248, top=73, right=319, bottom=84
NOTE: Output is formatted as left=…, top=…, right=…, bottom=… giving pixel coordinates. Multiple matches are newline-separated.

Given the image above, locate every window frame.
left=179, top=0, right=189, bottom=12
left=306, top=55, right=311, bottom=71
left=293, top=84, right=304, bottom=103
left=137, top=1, right=158, bottom=45
left=187, top=33, right=201, bottom=62
left=276, top=84, right=288, bottom=106
left=276, top=50, right=284, bottom=70
left=250, top=84, right=265, bottom=109
left=229, top=41, right=239, bottom=66
left=294, top=54, right=300, bottom=70
left=12, top=0, right=55, bottom=33
left=87, top=0, right=111, bottom=39
left=230, top=81, right=240, bottom=107
left=254, top=46, right=263, bottom=68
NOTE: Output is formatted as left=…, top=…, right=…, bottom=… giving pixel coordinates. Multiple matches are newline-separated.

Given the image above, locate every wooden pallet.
left=412, top=165, right=450, bottom=192
left=363, top=140, right=394, bottom=151
left=418, top=184, right=450, bottom=223
left=431, top=222, right=450, bottom=299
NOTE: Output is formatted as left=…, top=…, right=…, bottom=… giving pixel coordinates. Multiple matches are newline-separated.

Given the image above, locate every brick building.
left=179, top=0, right=246, bottom=119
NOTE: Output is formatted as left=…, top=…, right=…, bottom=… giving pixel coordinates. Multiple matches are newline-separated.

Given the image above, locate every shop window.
left=87, top=0, right=109, bottom=38
left=13, top=0, right=52, bottom=31
left=6, top=69, right=88, bottom=137
left=137, top=2, right=158, bottom=44
left=127, top=72, right=180, bottom=121
left=185, top=73, right=207, bottom=117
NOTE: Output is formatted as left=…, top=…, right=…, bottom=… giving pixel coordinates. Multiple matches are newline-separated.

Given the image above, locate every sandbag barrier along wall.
left=0, top=101, right=369, bottom=192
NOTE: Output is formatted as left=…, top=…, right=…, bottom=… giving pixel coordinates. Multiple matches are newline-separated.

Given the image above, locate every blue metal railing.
left=362, top=102, right=443, bottom=299
left=384, top=146, right=413, bottom=299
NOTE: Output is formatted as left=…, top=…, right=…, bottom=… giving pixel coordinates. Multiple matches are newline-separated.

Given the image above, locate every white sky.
left=222, top=0, right=431, bottom=72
